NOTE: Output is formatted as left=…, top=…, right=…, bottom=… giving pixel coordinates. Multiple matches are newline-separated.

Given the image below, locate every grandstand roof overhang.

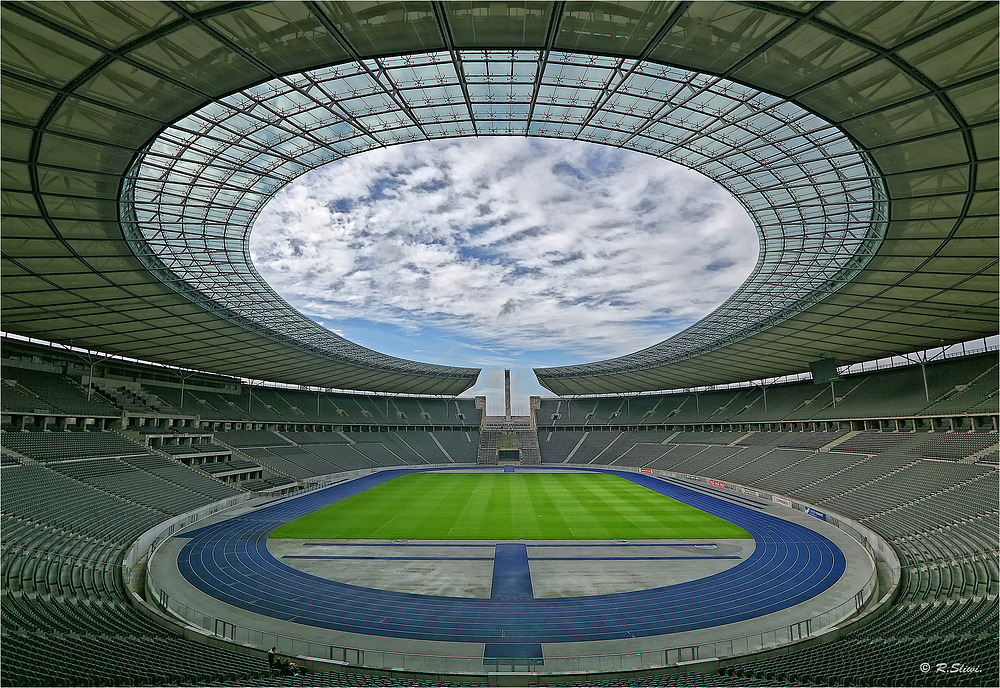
left=2, top=1, right=997, bottom=396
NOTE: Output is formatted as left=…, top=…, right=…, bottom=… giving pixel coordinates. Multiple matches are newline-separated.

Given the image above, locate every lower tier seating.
left=2, top=425, right=997, bottom=687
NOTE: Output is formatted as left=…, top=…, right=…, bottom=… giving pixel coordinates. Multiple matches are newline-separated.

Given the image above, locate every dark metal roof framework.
left=2, top=1, right=997, bottom=396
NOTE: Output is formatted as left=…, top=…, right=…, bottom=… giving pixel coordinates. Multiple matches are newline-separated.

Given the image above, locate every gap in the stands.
left=249, top=137, right=758, bottom=405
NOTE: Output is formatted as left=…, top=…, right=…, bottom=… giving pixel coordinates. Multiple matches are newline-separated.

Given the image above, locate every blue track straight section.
left=284, top=556, right=495, bottom=561
left=303, top=542, right=720, bottom=548
left=286, top=555, right=737, bottom=561
left=491, top=544, right=534, bottom=599
left=175, top=466, right=847, bottom=644
left=527, top=556, right=740, bottom=561
left=304, top=542, right=494, bottom=547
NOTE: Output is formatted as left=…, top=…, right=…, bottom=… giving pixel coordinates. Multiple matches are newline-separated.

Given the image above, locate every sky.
left=249, top=138, right=758, bottom=412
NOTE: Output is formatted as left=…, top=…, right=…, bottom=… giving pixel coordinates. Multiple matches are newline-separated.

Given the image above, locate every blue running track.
left=491, top=544, right=534, bottom=599
left=175, top=467, right=845, bottom=644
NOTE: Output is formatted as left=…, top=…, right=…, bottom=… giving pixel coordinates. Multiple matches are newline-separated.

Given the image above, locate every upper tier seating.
left=1, top=430, right=148, bottom=462
left=833, top=431, right=917, bottom=454
left=715, top=448, right=811, bottom=484
left=242, top=446, right=344, bottom=478
left=160, top=442, right=231, bottom=456
left=279, top=431, right=353, bottom=445
left=670, top=431, right=749, bottom=445
left=738, top=430, right=849, bottom=450
left=120, top=454, right=242, bottom=500
left=908, top=433, right=999, bottom=460
left=1, top=367, right=120, bottom=417
left=49, top=457, right=221, bottom=514
left=141, top=383, right=228, bottom=418
left=141, top=384, right=481, bottom=425
left=920, top=359, right=1000, bottom=416
left=200, top=459, right=261, bottom=475
left=214, top=430, right=292, bottom=448
left=535, top=353, right=998, bottom=427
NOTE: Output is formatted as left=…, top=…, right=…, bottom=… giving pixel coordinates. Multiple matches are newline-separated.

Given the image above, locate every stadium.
left=1, top=1, right=998, bottom=687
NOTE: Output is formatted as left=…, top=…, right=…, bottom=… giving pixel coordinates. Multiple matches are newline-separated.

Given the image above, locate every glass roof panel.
left=1, top=77, right=57, bottom=126
left=733, top=23, right=874, bottom=96
left=446, top=2, right=553, bottom=47
left=971, top=122, right=998, bottom=157
left=872, top=132, right=969, bottom=173
left=25, top=1, right=179, bottom=49
left=898, top=10, right=999, bottom=87
left=74, top=60, right=203, bottom=122
left=123, top=50, right=887, bottom=382
left=203, top=3, right=350, bottom=73
left=557, top=2, right=680, bottom=56
left=947, top=76, right=1000, bottom=125
left=819, top=1, right=974, bottom=48
left=127, top=24, right=269, bottom=96
left=1, top=10, right=103, bottom=87
left=845, top=96, right=958, bottom=147
left=651, top=3, right=793, bottom=73
left=315, top=1, right=445, bottom=56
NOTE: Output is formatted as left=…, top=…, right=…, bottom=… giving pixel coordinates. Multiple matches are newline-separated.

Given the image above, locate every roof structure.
left=2, top=1, right=997, bottom=396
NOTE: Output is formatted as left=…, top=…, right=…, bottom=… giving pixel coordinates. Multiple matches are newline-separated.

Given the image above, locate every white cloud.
left=249, top=138, right=758, bottom=369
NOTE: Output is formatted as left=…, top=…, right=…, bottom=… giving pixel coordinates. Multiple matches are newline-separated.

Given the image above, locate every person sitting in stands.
left=274, top=657, right=308, bottom=676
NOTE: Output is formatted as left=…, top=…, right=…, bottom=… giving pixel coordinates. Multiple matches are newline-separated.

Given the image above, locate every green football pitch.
left=270, top=473, right=750, bottom=540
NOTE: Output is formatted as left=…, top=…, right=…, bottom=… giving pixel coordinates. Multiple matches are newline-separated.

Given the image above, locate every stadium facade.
left=1, top=2, right=998, bottom=687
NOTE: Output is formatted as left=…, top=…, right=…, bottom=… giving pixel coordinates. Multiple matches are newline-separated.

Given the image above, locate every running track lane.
left=175, top=467, right=845, bottom=643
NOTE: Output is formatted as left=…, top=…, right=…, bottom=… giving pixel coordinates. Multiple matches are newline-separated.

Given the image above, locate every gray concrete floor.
left=268, top=539, right=754, bottom=598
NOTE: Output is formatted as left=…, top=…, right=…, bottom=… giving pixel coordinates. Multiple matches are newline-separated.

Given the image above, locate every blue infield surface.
left=175, top=467, right=846, bottom=645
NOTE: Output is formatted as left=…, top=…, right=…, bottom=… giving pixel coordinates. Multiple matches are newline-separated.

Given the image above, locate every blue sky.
left=249, top=138, right=757, bottom=411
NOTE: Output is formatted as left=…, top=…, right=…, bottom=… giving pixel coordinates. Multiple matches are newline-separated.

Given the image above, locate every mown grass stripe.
left=270, top=473, right=750, bottom=540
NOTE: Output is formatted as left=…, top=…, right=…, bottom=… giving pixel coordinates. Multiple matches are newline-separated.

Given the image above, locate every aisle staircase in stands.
left=477, top=417, right=541, bottom=465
